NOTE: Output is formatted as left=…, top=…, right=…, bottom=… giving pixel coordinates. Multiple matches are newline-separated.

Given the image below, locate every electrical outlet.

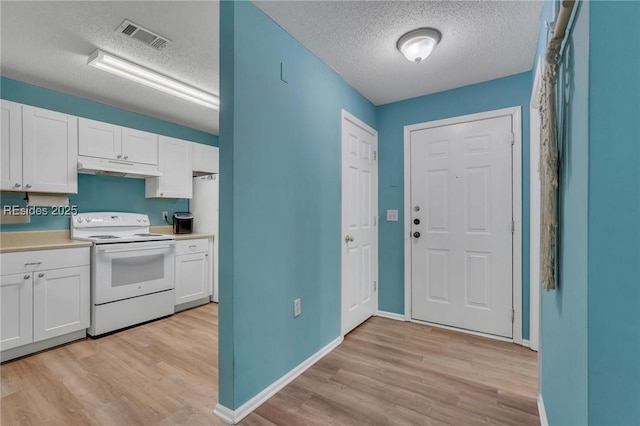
left=387, top=209, right=399, bottom=221
left=162, top=211, right=168, bottom=221
left=293, top=298, right=301, bottom=317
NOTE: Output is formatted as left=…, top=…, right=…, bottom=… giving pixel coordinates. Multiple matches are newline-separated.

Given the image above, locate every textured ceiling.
left=1, top=1, right=543, bottom=136
left=255, top=0, right=544, bottom=105
left=0, top=1, right=219, bottom=134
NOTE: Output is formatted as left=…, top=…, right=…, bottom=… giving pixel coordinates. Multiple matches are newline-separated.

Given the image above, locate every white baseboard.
left=538, top=394, right=549, bottom=426
left=213, top=335, right=343, bottom=424
left=376, top=310, right=406, bottom=321
left=522, top=339, right=531, bottom=348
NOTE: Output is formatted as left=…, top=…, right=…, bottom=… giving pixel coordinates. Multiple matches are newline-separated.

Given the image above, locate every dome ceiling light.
left=396, top=28, right=442, bottom=63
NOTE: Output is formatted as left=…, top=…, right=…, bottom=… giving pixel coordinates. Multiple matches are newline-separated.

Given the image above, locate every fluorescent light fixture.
left=87, top=49, right=219, bottom=110
left=397, top=28, right=441, bottom=63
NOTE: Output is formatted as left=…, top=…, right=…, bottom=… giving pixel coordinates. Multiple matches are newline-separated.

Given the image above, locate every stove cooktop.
left=71, top=212, right=175, bottom=244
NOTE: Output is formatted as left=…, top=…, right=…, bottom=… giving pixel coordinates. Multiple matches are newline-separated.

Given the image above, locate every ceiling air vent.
left=116, top=20, right=171, bottom=51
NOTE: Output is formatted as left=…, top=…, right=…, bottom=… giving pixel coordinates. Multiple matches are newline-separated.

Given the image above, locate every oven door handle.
left=97, top=244, right=174, bottom=254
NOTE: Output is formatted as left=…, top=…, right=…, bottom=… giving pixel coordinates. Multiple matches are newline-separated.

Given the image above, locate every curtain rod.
left=551, top=0, right=576, bottom=42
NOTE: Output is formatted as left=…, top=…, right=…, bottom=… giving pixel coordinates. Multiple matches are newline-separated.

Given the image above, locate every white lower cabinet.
left=0, top=273, right=33, bottom=351
left=0, top=247, right=90, bottom=360
left=175, top=239, right=210, bottom=310
left=33, top=266, right=89, bottom=342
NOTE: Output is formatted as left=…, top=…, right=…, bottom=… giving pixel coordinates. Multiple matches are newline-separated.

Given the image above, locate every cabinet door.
left=175, top=253, right=208, bottom=305
left=22, top=106, right=78, bottom=193
left=192, top=144, right=219, bottom=174
left=122, top=128, right=158, bottom=165
left=146, top=136, right=192, bottom=198
left=1, top=100, right=23, bottom=191
left=78, top=118, right=121, bottom=160
left=0, top=273, right=33, bottom=351
left=33, top=266, right=89, bottom=342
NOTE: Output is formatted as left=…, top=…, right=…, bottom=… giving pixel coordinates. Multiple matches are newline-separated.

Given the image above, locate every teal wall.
left=587, top=2, right=640, bottom=424
left=540, top=1, right=590, bottom=424
left=376, top=72, right=532, bottom=339
left=218, top=1, right=376, bottom=409
left=0, top=77, right=218, bottom=230
left=540, top=2, right=640, bottom=425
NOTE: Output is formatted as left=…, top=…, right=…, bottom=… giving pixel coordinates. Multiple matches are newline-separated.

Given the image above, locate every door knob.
left=25, top=184, right=32, bottom=189
left=38, top=273, right=45, bottom=278
left=413, top=218, right=420, bottom=225
left=344, top=235, right=355, bottom=243
left=413, top=232, right=421, bottom=238
left=13, top=183, right=21, bottom=188
left=24, top=275, right=30, bottom=280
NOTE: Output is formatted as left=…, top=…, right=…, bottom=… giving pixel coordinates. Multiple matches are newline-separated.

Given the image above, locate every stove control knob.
left=142, top=217, right=148, bottom=223
left=136, top=216, right=142, bottom=222
left=77, top=216, right=84, bottom=223
left=86, top=218, right=92, bottom=223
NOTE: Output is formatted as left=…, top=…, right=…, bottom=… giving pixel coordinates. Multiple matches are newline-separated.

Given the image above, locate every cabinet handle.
left=25, top=184, right=32, bottom=189
left=24, top=275, right=31, bottom=280
left=13, top=183, right=21, bottom=188
left=189, top=245, right=197, bottom=250
left=160, top=192, right=164, bottom=196
left=205, top=253, right=209, bottom=257
left=24, top=262, right=42, bottom=266
left=124, top=155, right=129, bottom=160
left=38, top=273, right=45, bottom=278
left=117, top=154, right=122, bottom=159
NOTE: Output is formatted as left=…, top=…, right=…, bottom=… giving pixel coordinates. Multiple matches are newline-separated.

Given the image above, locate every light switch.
left=386, top=209, right=399, bottom=222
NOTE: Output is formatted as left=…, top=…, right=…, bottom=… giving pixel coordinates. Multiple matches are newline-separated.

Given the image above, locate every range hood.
left=77, top=156, right=162, bottom=179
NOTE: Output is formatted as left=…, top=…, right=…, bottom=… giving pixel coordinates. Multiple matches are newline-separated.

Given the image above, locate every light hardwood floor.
left=1, top=304, right=538, bottom=425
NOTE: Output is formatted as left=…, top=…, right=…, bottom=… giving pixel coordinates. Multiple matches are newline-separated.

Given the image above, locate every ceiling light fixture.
left=87, top=49, right=219, bottom=110
left=397, top=28, right=441, bottom=63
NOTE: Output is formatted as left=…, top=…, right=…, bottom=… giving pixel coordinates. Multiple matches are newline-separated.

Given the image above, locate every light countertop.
left=0, top=227, right=213, bottom=253
left=150, top=226, right=214, bottom=241
left=0, top=230, right=92, bottom=253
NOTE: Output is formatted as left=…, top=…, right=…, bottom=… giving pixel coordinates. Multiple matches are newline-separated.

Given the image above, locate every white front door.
left=341, top=110, right=378, bottom=335
left=410, top=115, right=513, bottom=338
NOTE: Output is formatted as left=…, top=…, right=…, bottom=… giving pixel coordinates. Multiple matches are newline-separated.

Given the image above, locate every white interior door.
left=341, top=110, right=378, bottom=335
left=410, top=115, right=513, bottom=338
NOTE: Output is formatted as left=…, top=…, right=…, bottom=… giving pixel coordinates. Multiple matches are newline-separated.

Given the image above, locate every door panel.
left=1, top=100, right=23, bottom=191
left=0, top=273, right=33, bottom=351
left=410, top=115, right=513, bottom=338
left=341, top=113, right=377, bottom=335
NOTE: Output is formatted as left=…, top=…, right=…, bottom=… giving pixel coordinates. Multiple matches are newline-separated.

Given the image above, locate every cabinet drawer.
left=176, top=239, right=209, bottom=255
left=1, top=247, right=89, bottom=275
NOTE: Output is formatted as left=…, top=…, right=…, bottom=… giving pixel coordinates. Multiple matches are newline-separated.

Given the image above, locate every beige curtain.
left=538, top=38, right=562, bottom=291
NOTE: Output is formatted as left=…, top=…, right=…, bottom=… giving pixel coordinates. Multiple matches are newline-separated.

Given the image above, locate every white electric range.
left=71, top=212, right=176, bottom=336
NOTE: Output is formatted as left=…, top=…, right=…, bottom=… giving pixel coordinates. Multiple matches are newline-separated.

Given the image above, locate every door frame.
left=341, top=109, right=379, bottom=336
left=529, top=60, right=542, bottom=351
left=403, top=106, right=523, bottom=344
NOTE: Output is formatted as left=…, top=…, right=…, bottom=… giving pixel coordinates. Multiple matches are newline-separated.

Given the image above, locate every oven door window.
left=112, top=254, right=164, bottom=287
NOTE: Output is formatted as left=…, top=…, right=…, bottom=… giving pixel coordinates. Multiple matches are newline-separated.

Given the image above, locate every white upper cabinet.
left=122, top=128, right=158, bottom=165
left=1, top=100, right=23, bottom=191
left=145, top=136, right=192, bottom=198
left=1, top=101, right=78, bottom=194
left=78, top=118, right=158, bottom=165
left=192, top=143, right=219, bottom=174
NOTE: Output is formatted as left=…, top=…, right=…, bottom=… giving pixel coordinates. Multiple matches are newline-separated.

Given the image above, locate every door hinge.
left=511, top=220, right=515, bottom=234
left=510, top=133, right=515, bottom=146
left=511, top=308, right=515, bottom=323
left=374, top=281, right=377, bottom=291
left=373, top=150, right=377, bottom=161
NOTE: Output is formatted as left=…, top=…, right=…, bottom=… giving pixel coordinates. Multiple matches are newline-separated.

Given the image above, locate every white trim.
left=522, top=339, right=531, bottom=348
left=538, top=394, right=549, bottom=426
left=340, top=109, right=379, bottom=335
left=213, top=336, right=343, bottom=424
left=376, top=310, right=406, bottom=321
left=529, top=58, right=543, bottom=352
left=403, top=107, right=523, bottom=343
left=410, top=319, right=514, bottom=344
